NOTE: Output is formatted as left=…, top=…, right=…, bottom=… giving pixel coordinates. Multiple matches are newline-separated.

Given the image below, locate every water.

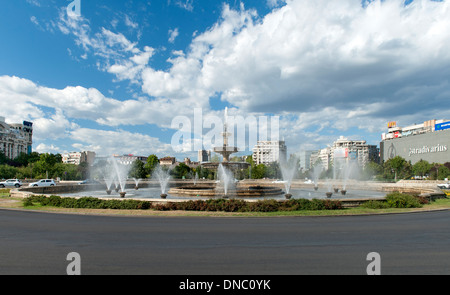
left=133, top=178, right=142, bottom=188
left=153, top=165, right=171, bottom=195
left=217, top=164, right=235, bottom=197
left=110, top=157, right=130, bottom=193
left=60, top=186, right=386, bottom=201
left=279, top=161, right=297, bottom=195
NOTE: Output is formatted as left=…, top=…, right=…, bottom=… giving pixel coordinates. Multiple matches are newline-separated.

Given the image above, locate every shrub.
left=361, top=200, right=389, bottom=209
left=385, top=192, right=423, bottom=208
left=22, top=197, right=34, bottom=207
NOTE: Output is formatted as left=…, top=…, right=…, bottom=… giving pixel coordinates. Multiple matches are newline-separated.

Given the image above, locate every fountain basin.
left=326, top=192, right=333, bottom=198
left=168, top=185, right=284, bottom=198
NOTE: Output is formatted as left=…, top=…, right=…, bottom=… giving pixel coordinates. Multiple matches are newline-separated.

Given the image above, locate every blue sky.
left=1, top=0, right=449, bottom=161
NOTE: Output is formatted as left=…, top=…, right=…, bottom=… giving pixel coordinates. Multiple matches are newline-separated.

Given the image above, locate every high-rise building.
left=0, top=117, right=33, bottom=159
left=252, top=141, right=287, bottom=165
left=198, top=150, right=211, bottom=163
left=332, top=136, right=379, bottom=167
left=309, top=137, right=379, bottom=171
left=298, top=150, right=315, bottom=171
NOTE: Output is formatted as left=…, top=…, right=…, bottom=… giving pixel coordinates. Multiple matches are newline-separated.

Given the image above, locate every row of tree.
left=0, top=152, right=89, bottom=180
left=1, top=151, right=449, bottom=182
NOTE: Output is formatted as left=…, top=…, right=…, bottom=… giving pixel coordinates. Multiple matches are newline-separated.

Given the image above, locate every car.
left=28, top=179, right=56, bottom=187
left=437, top=183, right=450, bottom=189
left=78, top=179, right=100, bottom=185
left=0, top=179, right=23, bottom=188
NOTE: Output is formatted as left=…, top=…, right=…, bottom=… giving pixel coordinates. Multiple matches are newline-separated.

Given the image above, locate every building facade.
left=113, top=154, right=147, bottom=165
left=309, top=136, right=379, bottom=171
left=252, top=141, right=287, bottom=165
left=331, top=136, right=379, bottom=167
left=380, top=120, right=450, bottom=164
left=0, top=117, right=33, bottom=159
left=198, top=150, right=211, bottom=163
left=62, top=151, right=96, bottom=166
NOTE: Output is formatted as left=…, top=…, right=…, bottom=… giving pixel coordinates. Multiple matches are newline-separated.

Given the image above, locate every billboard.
left=334, top=148, right=348, bottom=158
left=435, top=121, right=450, bottom=131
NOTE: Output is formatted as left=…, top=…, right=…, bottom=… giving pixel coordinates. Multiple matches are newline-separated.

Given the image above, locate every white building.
left=331, top=136, right=379, bottom=167
left=252, top=141, right=287, bottom=165
left=310, top=147, right=332, bottom=171
left=62, top=151, right=96, bottom=166
left=0, top=117, right=33, bottom=160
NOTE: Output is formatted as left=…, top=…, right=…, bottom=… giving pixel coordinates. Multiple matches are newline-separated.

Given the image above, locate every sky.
left=1, top=0, right=450, bottom=161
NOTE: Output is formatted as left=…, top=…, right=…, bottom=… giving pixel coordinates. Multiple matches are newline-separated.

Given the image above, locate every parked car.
left=28, top=179, right=56, bottom=187
left=0, top=179, right=23, bottom=188
left=437, top=183, right=450, bottom=189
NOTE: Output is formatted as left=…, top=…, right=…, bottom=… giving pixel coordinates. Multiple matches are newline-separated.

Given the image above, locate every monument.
left=201, top=107, right=249, bottom=172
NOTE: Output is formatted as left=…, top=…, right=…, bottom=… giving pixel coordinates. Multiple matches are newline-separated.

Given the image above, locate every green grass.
left=0, top=188, right=11, bottom=197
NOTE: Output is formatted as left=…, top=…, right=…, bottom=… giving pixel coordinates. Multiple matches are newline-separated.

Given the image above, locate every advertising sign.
left=435, top=121, right=450, bottom=131
left=334, top=148, right=348, bottom=158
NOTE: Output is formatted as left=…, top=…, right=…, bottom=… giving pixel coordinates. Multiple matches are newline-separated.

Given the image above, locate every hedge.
left=22, top=195, right=343, bottom=212
left=361, top=192, right=424, bottom=209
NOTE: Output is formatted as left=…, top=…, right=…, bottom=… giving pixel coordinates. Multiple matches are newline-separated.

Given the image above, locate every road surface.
left=0, top=209, right=449, bottom=275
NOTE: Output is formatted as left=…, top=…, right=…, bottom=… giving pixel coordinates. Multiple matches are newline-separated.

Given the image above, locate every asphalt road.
left=0, top=209, right=449, bottom=275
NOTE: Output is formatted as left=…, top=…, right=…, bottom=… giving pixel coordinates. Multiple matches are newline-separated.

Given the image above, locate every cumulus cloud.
left=14, top=0, right=450, bottom=155
left=70, top=128, right=172, bottom=157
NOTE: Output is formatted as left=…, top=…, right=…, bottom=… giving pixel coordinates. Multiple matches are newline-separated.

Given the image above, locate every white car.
left=437, top=183, right=450, bottom=189
left=28, top=179, right=56, bottom=187
left=0, top=179, right=22, bottom=188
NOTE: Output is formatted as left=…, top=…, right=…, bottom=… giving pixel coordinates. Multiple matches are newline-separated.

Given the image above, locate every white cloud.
left=168, top=28, right=179, bottom=43
left=70, top=128, right=172, bottom=157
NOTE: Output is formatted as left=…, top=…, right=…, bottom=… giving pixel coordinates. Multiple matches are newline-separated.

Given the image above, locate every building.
left=309, top=137, right=379, bottom=171
left=298, top=150, right=315, bottom=171
left=159, top=156, right=176, bottom=167
left=380, top=119, right=450, bottom=164
left=310, top=147, right=332, bottom=171
left=113, top=154, right=147, bottom=165
left=0, top=117, right=33, bottom=159
left=331, top=136, right=379, bottom=167
left=198, top=150, right=211, bottom=163
left=62, top=151, right=96, bottom=166
left=252, top=140, right=287, bottom=165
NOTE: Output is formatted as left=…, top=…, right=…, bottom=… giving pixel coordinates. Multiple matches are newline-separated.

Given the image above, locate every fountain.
left=110, top=157, right=131, bottom=198
left=311, top=165, right=322, bottom=191
left=216, top=164, right=235, bottom=198
left=279, top=160, right=297, bottom=199
left=154, top=165, right=171, bottom=199
left=133, top=178, right=141, bottom=190
left=168, top=108, right=282, bottom=199
left=325, top=178, right=333, bottom=198
left=104, top=175, right=114, bottom=195
left=342, top=161, right=357, bottom=195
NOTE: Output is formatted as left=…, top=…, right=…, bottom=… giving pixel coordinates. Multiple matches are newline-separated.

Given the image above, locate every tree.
left=412, top=160, right=431, bottom=178
left=129, top=160, right=146, bottom=179
left=387, top=156, right=407, bottom=181
left=252, top=164, right=267, bottom=179
left=172, top=163, right=192, bottom=179
left=144, top=154, right=159, bottom=178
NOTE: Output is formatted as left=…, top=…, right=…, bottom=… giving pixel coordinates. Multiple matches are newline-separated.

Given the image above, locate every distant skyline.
left=1, top=0, right=449, bottom=160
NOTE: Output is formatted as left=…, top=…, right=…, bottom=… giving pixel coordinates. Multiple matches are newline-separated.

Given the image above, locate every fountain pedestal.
left=119, top=192, right=126, bottom=198
left=160, top=194, right=167, bottom=199
left=285, top=194, right=292, bottom=200
left=326, top=192, right=333, bottom=198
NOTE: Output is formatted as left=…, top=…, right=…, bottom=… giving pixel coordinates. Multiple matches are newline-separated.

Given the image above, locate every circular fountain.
left=169, top=164, right=284, bottom=198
